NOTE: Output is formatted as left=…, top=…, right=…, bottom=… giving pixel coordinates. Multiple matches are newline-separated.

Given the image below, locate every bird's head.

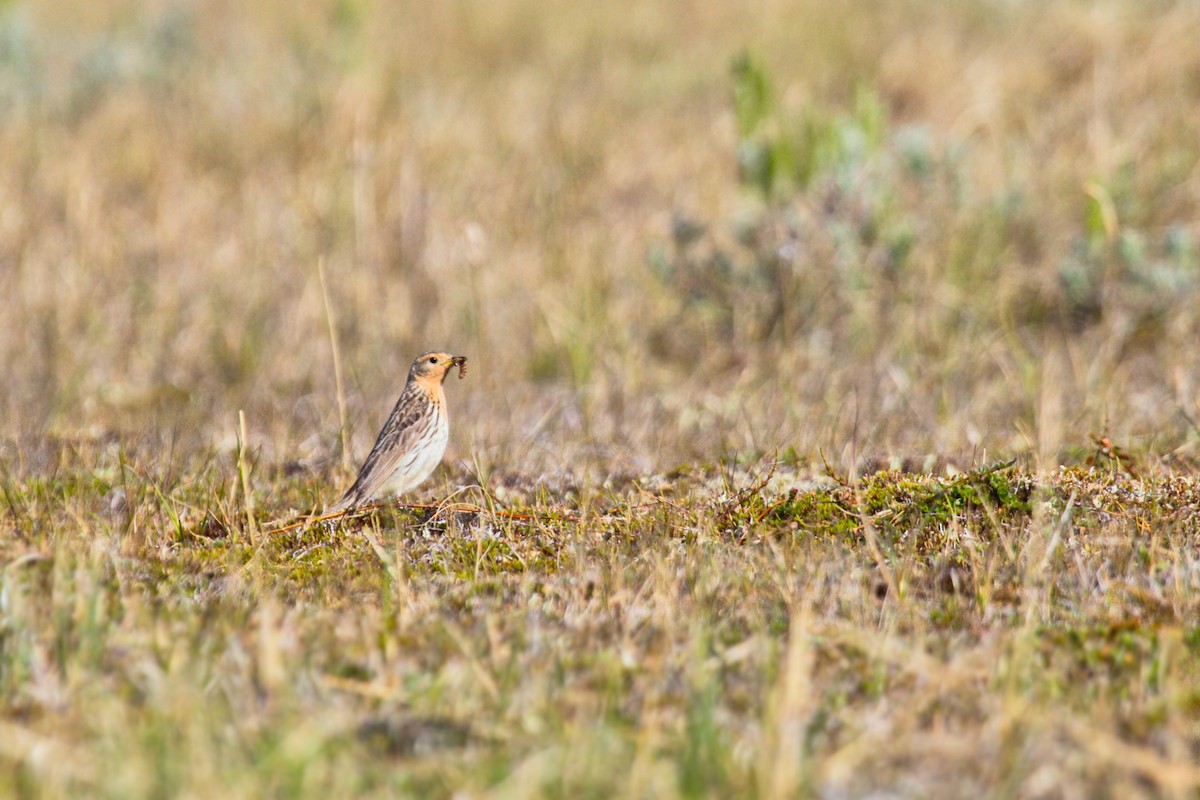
left=409, top=351, right=468, bottom=385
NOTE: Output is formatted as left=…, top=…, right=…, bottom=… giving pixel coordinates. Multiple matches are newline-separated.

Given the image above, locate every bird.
left=331, top=351, right=468, bottom=512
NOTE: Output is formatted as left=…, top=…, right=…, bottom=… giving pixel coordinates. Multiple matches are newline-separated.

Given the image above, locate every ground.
left=2, top=0, right=1200, bottom=797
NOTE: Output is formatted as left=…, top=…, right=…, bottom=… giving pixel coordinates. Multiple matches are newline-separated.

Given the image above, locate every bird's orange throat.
left=413, top=375, right=446, bottom=405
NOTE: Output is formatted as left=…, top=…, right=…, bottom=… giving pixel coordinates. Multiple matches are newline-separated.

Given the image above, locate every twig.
left=262, top=499, right=588, bottom=537
left=819, top=447, right=851, bottom=487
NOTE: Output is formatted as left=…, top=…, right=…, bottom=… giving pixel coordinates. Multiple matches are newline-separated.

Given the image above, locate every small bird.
left=331, top=351, right=468, bottom=512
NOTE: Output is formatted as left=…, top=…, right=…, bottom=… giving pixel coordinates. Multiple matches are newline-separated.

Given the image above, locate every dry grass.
left=2, top=0, right=1200, bottom=796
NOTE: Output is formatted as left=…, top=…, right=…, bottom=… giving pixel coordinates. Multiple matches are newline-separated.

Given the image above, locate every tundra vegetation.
left=2, top=1, right=1199, bottom=797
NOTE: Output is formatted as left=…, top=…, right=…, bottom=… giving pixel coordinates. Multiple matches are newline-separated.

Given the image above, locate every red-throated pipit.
left=331, top=351, right=467, bottom=512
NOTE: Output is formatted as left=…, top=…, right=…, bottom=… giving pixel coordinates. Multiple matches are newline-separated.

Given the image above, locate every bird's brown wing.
left=332, top=386, right=436, bottom=512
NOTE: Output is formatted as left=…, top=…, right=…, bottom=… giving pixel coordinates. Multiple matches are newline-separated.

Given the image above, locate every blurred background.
left=2, top=0, right=1199, bottom=489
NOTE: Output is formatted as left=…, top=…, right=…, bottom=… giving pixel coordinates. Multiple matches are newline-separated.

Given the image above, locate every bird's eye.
left=429, top=356, right=438, bottom=364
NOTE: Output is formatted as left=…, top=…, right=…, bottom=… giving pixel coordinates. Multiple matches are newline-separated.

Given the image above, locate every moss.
left=762, top=489, right=859, bottom=538
left=739, top=462, right=1035, bottom=554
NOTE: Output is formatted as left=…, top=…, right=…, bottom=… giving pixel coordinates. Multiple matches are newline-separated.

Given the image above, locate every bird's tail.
left=329, top=488, right=359, bottom=514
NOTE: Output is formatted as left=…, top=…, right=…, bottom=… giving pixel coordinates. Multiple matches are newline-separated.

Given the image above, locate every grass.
left=3, top=0, right=1200, bottom=796
left=3, top=455, right=1200, bottom=797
